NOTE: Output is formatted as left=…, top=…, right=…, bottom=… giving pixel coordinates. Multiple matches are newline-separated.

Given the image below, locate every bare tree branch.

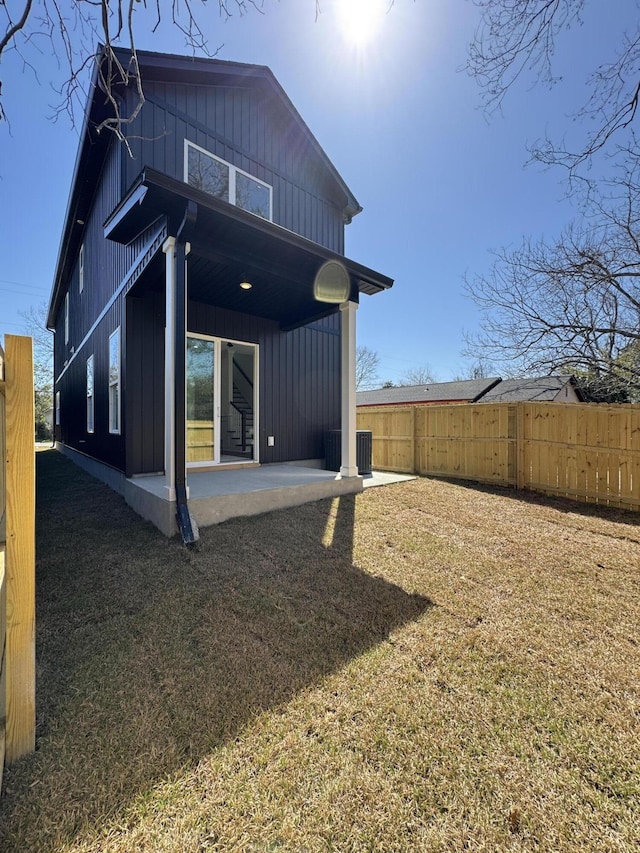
left=397, top=365, right=438, bottom=386
left=19, top=300, right=55, bottom=437
left=0, top=0, right=265, bottom=138
left=467, top=0, right=640, bottom=174
left=355, top=346, right=381, bottom=391
left=465, top=157, right=640, bottom=399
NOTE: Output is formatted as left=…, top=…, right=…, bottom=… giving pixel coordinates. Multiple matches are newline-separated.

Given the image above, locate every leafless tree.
left=467, top=0, right=640, bottom=174
left=452, top=358, right=496, bottom=381
left=464, top=155, right=640, bottom=399
left=355, top=345, right=380, bottom=391
left=467, top=2, right=640, bottom=400
left=19, top=301, right=54, bottom=437
left=1, top=0, right=264, bottom=137
left=397, top=364, right=437, bottom=386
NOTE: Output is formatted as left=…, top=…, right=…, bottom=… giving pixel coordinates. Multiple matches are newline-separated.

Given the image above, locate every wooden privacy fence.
left=357, top=402, right=640, bottom=511
left=0, top=336, right=35, bottom=791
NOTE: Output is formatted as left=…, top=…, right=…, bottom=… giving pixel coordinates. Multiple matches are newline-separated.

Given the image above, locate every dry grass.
left=1, top=449, right=639, bottom=852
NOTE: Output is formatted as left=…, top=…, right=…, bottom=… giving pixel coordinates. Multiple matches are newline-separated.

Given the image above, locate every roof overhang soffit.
left=104, top=169, right=393, bottom=330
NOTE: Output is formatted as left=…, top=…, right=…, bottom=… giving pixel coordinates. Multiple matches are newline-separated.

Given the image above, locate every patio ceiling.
left=105, top=168, right=393, bottom=330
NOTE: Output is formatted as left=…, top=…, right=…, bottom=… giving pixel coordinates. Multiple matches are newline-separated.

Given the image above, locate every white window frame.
left=79, top=243, right=84, bottom=294
left=184, top=140, right=273, bottom=221
left=108, top=328, right=121, bottom=435
left=55, top=390, right=60, bottom=428
left=86, top=354, right=94, bottom=434
left=64, top=292, right=69, bottom=345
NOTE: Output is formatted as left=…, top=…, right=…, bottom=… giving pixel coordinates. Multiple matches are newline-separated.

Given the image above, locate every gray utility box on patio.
left=324, top=430, right=373, bottom=475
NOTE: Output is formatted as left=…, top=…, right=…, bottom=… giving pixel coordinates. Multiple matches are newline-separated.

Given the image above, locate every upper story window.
left=64, top=292, right=69, bottom=345
left=79, top=243, right=84, bottom=294
left=184, top=140, right=272, bottom=222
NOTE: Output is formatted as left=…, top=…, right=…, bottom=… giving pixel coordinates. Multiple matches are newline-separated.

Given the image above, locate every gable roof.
left=356, top=377, right=502, bottom=407
left=479, top=375, right=585, bottom=403
left=48, top=46, right=362, bottom=328
left=127, top=48, right=362, bottom=220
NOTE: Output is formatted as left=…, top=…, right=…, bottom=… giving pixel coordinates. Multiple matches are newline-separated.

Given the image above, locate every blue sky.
left=0, top=0, right=633, bottom=382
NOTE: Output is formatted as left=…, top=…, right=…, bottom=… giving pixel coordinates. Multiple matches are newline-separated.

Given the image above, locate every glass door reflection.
left=186, top=337, right=216, bottom=463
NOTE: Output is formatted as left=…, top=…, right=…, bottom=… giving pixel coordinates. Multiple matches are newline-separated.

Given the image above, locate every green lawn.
left=1, top=449, right=638, bottom=852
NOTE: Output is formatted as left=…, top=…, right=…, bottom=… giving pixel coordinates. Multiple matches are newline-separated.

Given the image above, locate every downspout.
left=174, top=201, right=198, bottom=544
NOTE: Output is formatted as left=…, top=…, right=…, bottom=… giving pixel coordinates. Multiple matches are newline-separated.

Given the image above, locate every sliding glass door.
left=186, top=335, right=257, bottom=466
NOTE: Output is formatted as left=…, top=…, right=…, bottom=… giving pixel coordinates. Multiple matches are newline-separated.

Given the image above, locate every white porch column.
left=162, top=237, right=176, bottom=499
left=340, top=299, right=359, bottom=477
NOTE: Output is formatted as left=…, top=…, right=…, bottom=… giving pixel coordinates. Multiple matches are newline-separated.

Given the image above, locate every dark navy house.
left=47, top=47, right=392, bottom=539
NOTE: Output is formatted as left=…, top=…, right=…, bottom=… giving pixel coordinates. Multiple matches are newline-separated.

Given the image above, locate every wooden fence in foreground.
left=357, top=401, right=640, bottom=511
left=0, top=336, right=35, bottom=790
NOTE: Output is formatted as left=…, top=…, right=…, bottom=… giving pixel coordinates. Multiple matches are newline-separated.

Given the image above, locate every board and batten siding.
left=189, top=303, right=340, bottom=463
left=125, top=288, right=166, bottom=476
left=55, top=301, right=126, bottom=472
left=54, top=139, right=131, bottom=374
left=123, top=81, right=346, bottom=253
left=188, top=304, right=341, bottom=466
left=54, top=72, right=348, bottom=477
left=53, top=135, right=168, bottom=471
left=124, top=300, right=341, bottom=476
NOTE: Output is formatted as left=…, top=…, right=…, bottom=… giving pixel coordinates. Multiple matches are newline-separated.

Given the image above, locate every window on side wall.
left=79, top=244, right=84, bottom=294
left=86, top=354, right=94, bottom=433
left=55, top=390, right=60, bottom=428
left=184, top=140, right=272, bottom=221
left=64, top=292, right=69, bottom=345
left=108, top=328, right=120, bottom=434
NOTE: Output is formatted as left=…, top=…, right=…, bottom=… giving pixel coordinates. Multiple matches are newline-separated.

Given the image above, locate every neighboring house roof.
left=356, top=377, right=502, bottom=407
left=48, top=46, right=363, bottom=329
left=479, top=375, right=585, bottom=403
left=357, top=375, right=586, bottom=407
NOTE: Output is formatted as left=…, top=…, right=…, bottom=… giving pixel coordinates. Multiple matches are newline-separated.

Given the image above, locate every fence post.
left=516, top=403, right=525, bottom=490
left=0, top=342, right=5, bottom=782
left=5, top=335, right=35, bottom=762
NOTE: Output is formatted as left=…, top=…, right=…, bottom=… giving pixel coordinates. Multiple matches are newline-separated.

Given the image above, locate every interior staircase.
left=225, top=381, right=254, bottom=458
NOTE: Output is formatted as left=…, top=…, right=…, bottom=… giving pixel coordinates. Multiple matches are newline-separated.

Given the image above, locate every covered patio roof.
left=105, top=168, right=393, bottom=329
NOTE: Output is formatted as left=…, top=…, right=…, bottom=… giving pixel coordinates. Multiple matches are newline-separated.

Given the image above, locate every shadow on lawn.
left=0, top=450, right=431, bottom=851
left=430, top=474, right=640, bottom=536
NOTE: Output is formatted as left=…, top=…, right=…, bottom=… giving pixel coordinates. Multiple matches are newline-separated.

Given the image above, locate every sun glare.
left=336, top=0, right=387, bottom=48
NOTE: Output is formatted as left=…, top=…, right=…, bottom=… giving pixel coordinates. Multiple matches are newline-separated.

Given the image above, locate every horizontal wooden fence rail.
left=357, top=401, right=640, bottom=511
left=0, top=335, right=36, bottom=795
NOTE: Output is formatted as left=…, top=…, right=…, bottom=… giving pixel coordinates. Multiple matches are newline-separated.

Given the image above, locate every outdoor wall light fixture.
left=313, top=259, right=350, bottom=303
left=240, top=279, right=253, bottom=290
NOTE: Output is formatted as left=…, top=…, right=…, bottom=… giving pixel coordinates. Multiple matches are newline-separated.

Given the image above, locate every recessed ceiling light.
left=240, top=280, right=252, bottom=290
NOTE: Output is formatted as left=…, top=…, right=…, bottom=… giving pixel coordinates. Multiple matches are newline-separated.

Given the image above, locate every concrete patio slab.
left=127, top=463, right=365, bottom=536
left=58, top=443, right=416, bottom=538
